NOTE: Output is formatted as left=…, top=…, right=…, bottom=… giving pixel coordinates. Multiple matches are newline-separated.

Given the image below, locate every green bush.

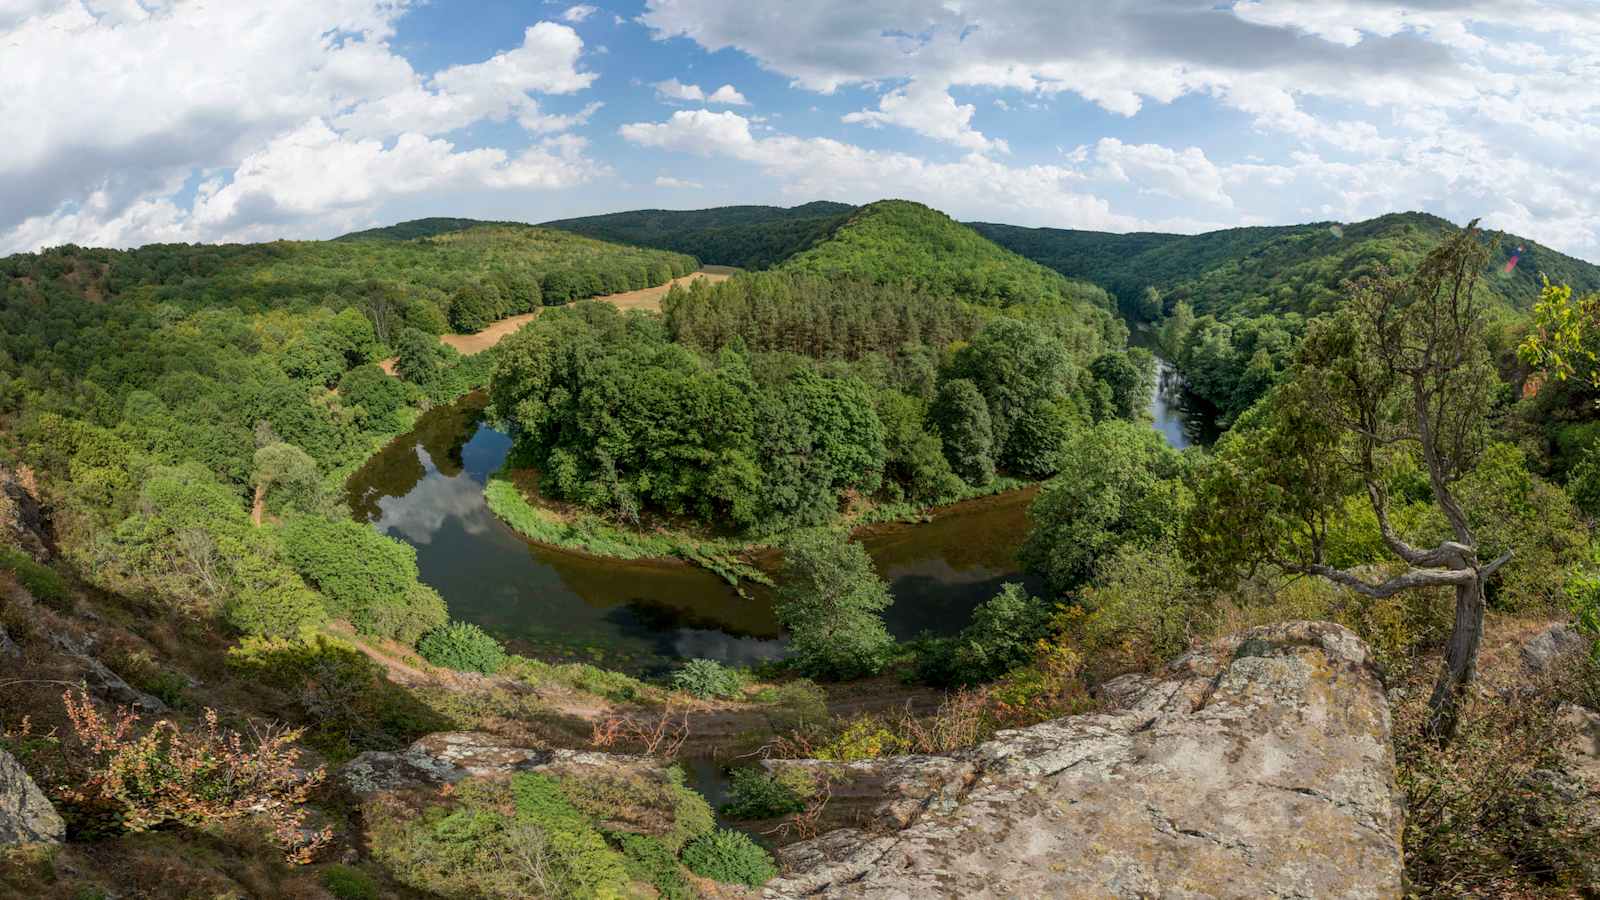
left=616, top=833, right=692, bottom=900
left=227, top=634, right=451, bottom=762
left=914, top=582, right=1053, bottom=687
left=353, top=582, right=447, bottom=646
left=0, top=546, right=67, bottom=608
left=681, top=828, right=778, bottom=888
left=666, top=774, right=715, bottom=853
left=671, top=658, right=744, bottom=699
left=372, top=774, right=631, bottom=900
left=319, top=864, right=379, bottom=900
left=223, top=580, right=326, bottom=637
left=418, top=621, right=508, bottom=674
left=280, top=517, right=432, bottom=640
left=720, top=767, right=804, bottom=820
left=763, top=679, right=830, bottom=735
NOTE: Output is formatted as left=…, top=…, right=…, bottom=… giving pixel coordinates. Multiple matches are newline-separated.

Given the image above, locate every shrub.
left=418, top=621, right=507, bottom=674
left=354, top=582, right=447, bottom=646
left=665, top=771, right=715, bottom=852
left=763, top=679, right=829, bottom=736
left=372, top=774, right=630, bottom=900
left=814, top=714, right=910, bottom=762
left=616, top=833, right=692, bottom=900
left=671, top=658, right=744, bottom=699
left=774, top=533, right=895, bottom=681
left=0, top=545, right=68, bottom=608
left=681, top=828, right=778, bottom=888
left=720, top=767, right=805, bottom=819
left=320, top=865, right=379, bottom=900
left=1397, top=677, right=1600, bottom=894
left=59, top=691, right=330, bottom=862
left=914, top=583, right=1053, bottom=687
left=280, top=517, right=424, bottom=640
left=223, top=581, right=326, bottom=638
left=226, top=635, right=450, bottom=762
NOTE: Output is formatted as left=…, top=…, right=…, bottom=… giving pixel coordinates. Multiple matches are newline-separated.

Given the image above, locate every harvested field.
left=378, top=267, right=735, bottom=374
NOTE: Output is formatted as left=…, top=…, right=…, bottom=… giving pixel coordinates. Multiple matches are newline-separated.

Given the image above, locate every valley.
left=3, top=196, right=1599, bottom=899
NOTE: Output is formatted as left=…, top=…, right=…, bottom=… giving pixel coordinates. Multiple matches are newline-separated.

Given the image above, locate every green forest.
left=489, top=201, right=1148, bottom=537
left=0, top=225, right=696, bottom=647
left=5, top=196, right=1600, bottom=898
left=543, top=201, right=856, bottom=269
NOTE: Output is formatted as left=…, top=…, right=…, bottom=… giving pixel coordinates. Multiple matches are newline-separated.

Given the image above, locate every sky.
left=4, top=0, right=1600, bottom=261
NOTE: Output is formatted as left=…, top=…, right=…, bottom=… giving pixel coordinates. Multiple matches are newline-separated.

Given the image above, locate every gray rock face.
left=765, top=621, right=1403, bottom=899
left=0, top=466, right=52, bottom=560
left=48, top=631, right=166, bottom=714
left=1520, top=623, right=1587, bottom=679
left=340, top=731, right=670, bottom=798
left=0, top=748, right=64, bottom=846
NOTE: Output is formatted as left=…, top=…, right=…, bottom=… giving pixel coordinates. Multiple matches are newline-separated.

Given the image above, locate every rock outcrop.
left=48, top=631, right=167, bottom=714
left=1520, top=622, right=1587, bottom=680
left=340, top=731, right=672, bottom=799
left=764, top=621, right=1403, bottom=899
left=0, top=748, right=64, bottom=846
left=0, top=465, right=52, bottom=561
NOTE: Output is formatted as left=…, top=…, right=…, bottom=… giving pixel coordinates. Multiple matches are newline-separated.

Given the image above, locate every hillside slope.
left=778, top=200, right=1115, bottom=313
left=975, top=213, right=1600, bottom=320
left=3, top=225, right=697, bottom=319
left=334, top=216, right=518, bottom=242
left=542, top=201, right=855, bottom=269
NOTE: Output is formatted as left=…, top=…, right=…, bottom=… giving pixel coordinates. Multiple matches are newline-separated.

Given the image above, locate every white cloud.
left=337, top=23, right=596, bottom=138
left=1091, top=138, right=1231, bottom=208
left=620, top=110, right=1221, bottom=232
left=562, top=4, right=598, bottom=23
left=843, top=81, right=1005, bottom=153
left=706, top=84, right=749, bottom=106
left=653, top=79, right=750, bottom=105
left=640, top=0, right=1600, bottom=256
left=0, top=4, right=604, bottom=253
left=655, top=175, right=703, bottom=189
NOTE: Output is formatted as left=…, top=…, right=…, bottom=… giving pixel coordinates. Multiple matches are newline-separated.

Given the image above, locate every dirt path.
left=378, top=268, right=732, bottom=375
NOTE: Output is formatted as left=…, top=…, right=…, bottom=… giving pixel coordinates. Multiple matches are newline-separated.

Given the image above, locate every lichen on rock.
left=764, top=621, right=1403, bottom=899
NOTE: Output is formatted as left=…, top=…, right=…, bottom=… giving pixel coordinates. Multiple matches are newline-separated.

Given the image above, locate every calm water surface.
left=346, top=395, right=1042, bottom=671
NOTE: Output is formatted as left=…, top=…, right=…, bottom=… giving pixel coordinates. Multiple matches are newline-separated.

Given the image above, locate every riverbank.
left=482, top=456, right=1035, bottom=587
left=483, top=464, right=772, bottom=588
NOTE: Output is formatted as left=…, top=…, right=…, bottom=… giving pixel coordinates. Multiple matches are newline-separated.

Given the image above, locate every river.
left=345, top=347, right=1208, bottom=672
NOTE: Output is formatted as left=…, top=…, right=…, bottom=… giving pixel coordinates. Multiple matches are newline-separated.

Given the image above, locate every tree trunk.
left=1426, top=575, right=1486, bottom=740
left=251, top=483, right=266, bottom=527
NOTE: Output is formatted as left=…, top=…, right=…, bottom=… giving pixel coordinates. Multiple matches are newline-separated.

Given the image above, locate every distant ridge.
left=335, top=217, right=523, bottom=242
left=541, top=201, right=855, bottom=269
left=973, top=212, right=1600, bottom=318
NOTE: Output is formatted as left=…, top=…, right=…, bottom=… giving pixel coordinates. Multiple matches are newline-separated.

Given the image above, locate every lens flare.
left=1504, top=245, right=1524, bottom=274
left=1329, top=224, right=1344, bottom=239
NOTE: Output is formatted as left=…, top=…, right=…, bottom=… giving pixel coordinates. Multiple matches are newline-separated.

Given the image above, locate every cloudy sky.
left=4, top=0, right=1599, bottom=260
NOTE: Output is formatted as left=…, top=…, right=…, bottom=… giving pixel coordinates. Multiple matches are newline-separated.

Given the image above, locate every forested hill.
left=541, top=201, right=855, bottom=269
left=974, top=212, right=1600, bottom=320
left=777, top=200, right=1116, bottom=313
left=334, top=217, right=520, bottom=242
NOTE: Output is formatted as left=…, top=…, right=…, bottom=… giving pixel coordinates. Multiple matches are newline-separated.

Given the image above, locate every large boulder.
left=1520, top=622, right=1587, bottom=680
left=0, top=748, right=64, bottom=846
left=339, top=731, right=671, bottom=799
left=765, top=621, right=1403, bottom=899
